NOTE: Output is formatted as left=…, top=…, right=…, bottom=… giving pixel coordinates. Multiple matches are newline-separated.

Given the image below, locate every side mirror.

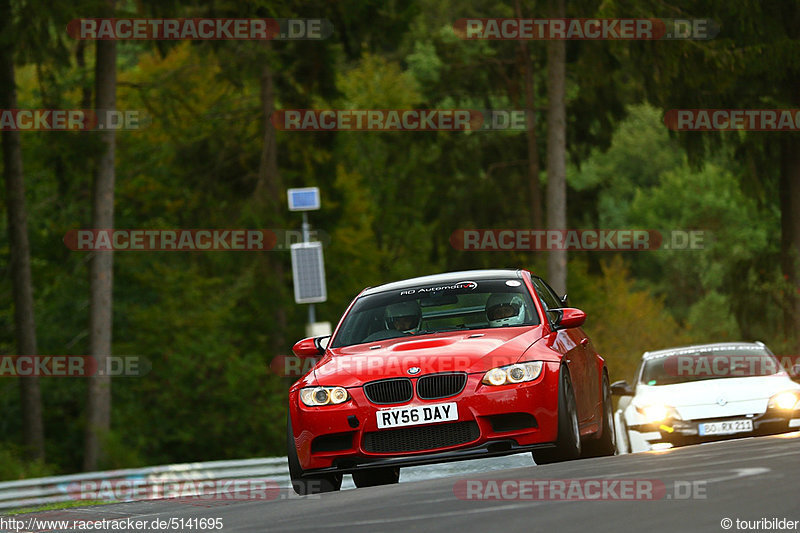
left=554, top=307, right=586, bottom=329
left=292, top=335, right=330, bottom=358
left=610, top=380, right=634, bottom=396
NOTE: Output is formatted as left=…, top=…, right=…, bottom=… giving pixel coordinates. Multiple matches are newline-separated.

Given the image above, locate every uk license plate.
left=376, top=402, right=458, bottom=429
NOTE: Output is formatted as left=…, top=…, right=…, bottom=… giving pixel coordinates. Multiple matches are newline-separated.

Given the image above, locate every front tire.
left=287, top=412, right=342, bottom=495
left=532, top=367, right=581, bottom=464
left=581, top=372, right=616, bottom=458
left=352, top=467, right=400, bottom=488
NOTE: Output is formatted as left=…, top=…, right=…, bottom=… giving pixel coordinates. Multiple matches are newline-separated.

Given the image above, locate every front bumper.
left=307, top=439, right=556, bottom=475
left=289, top=362, right=560, bottom=472
left=629, top=408, right=800, bottom=447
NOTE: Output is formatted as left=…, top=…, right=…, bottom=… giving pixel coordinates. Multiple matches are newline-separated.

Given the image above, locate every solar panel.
left=290, top=241, right=327, bottom=303
left=287, top=187, right=321, bottom=211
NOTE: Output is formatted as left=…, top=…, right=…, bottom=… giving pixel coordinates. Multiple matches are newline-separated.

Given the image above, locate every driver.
left=384, top=301, right=421, bottom=334
left=485, top=293, right=527, bottom=327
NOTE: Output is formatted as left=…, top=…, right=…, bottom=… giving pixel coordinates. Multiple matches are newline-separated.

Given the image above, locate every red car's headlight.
left=300, top=386, right=349, bottom=406
left=482, top=361, right=543, bottom=386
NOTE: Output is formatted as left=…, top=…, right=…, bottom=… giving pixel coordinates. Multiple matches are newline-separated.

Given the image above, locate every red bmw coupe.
left=287, top=269, right=615, bottom=494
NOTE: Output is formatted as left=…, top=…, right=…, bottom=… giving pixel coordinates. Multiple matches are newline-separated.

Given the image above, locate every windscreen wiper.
left=413, top=325, right=469, bottom=335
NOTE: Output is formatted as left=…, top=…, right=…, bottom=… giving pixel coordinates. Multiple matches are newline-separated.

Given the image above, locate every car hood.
left=314, top=327, right=540, bottom=386
left=632, top=374, right=800, bottom=418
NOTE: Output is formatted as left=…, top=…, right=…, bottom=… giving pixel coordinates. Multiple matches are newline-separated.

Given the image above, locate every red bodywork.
left=288, top=270, right=606, bottom=473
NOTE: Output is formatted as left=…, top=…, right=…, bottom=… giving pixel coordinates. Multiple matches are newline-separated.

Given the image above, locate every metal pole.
left=303, top=212, right=315, bottom=327
left=302, top=212, right=310, bottom=242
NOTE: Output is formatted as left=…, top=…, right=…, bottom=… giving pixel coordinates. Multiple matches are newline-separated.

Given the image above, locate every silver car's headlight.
left=482, top=361, right=543, bottom=386
left=300, top=386, right=349, bottom=406
left=635, top=404, right=681, bottom=423
left=768, top=391, right=800, bottom=410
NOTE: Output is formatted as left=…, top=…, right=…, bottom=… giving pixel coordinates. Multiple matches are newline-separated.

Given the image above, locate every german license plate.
left=376, top=402, right=458, bottom=429
left=698, top=419, right=753, bottom=436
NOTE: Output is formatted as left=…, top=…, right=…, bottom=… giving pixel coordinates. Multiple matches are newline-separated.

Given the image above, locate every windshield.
left=639, top=346, right=783, bottom=386
left=330, top=279, right=540, bottom=348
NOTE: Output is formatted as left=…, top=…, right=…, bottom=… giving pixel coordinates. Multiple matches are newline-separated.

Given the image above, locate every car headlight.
left=300, top=386, right=349, bottom=406
left=768, top=391, right=800, bottom=410
left=482, top=362, right=543, bottom=386
left=635, top=404, right=680, bottom=423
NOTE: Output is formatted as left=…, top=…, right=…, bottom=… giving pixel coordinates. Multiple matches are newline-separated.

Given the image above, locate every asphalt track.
left=7, top=432, right=800, bottom=533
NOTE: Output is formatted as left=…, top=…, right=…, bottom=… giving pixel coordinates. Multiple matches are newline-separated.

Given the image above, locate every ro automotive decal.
left=399, top=281, right=478, bottom=296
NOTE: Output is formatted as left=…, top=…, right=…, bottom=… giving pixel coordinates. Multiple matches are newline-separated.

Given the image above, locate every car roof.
left=641, top=341, right=767, bottom=360
left=361, top=269, right=526, bottom=296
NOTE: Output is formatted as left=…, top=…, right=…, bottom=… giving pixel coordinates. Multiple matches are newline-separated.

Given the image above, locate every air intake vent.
left=362, top=421, right=480, bottom=453
left=363, top=378, right=413, bottom=404
left=416, top=372, right=467, bottom=400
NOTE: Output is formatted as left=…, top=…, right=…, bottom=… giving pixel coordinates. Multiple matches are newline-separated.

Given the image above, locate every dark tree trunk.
left=84, top=17, right=117, bottom=471
left=546, top=0, right=567, bottom=295
left=515, top=0, right=543, bottom=230
left=256, top=48, right=287, bottom=353
left=256, top=53, right=280, bottom=209
left=0, top=0, right=45, bottom=460
left=780, top=136, right=800, bottom=352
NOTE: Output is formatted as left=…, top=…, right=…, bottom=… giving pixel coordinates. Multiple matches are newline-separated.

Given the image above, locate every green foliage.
left=686, top=291, right=740, bottom=341
left=629, top=161, right=779, bottom=340
left=570, top=256, right=694, bottom=384
left=0, top=444, right=55, bottom=480
left=4, top=499, right=112, bottom=515
left=568, top=104, right=684, bottom=227
left=569, top=102, right=780, bottom=346
left=0, top=0, right=795, bottom=480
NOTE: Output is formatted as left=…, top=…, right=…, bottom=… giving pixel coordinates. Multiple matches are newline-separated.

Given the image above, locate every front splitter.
left=302, top=439, right=556, bottom=476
